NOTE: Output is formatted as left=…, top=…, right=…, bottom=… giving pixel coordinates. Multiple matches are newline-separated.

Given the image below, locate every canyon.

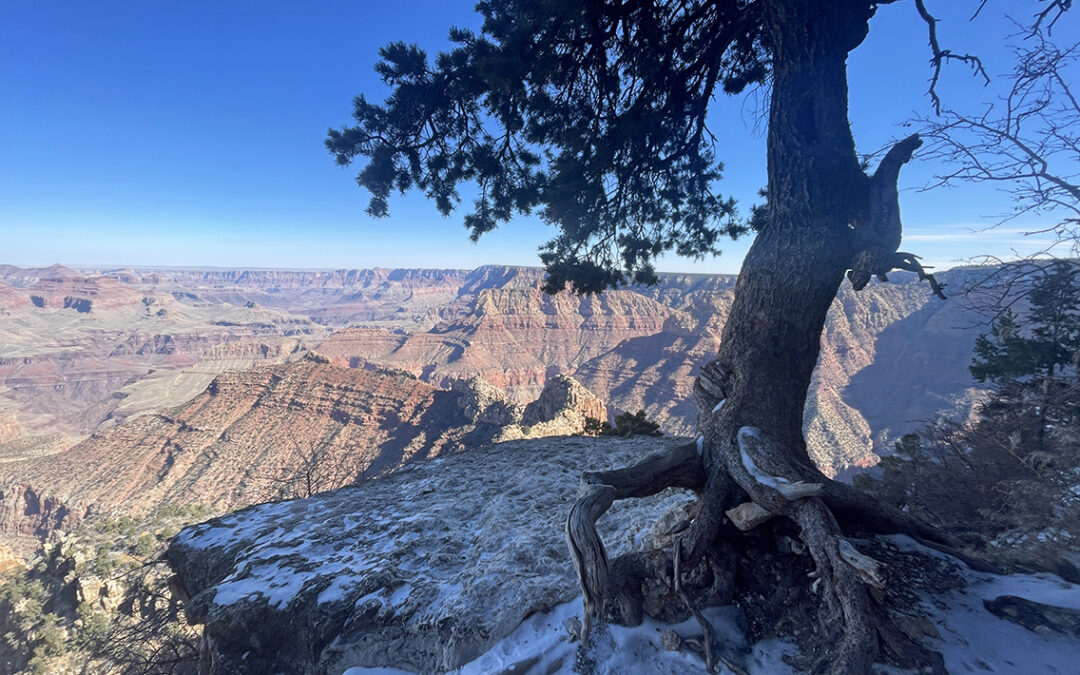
left=0, top=352, right=608, bottom=539
left=0, top=263, right=989, bottom=549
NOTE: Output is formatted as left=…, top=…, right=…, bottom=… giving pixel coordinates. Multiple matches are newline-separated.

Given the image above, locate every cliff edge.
left=166, top=436, right=691, bottom=674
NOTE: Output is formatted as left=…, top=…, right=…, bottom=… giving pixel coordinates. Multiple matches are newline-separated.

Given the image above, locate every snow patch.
left=737, top=426, right=791, bottom=487
left=341, top=555, right=1080, bottom=675
left=712, top=399, right=725, bottom=413
left=342, top=599, right=795, bottom=675
left=882, top=535, right=1080, bottom=673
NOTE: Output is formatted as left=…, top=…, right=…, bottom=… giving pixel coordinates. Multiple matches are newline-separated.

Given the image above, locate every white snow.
left=343, top=538, right=1080, bottom=674
left=696, top=435, right=704, bottom=456
left=342, top=599, right=795, bottom=675
left=928, top=569, right=1080, bottom=673
left=712, top=399, right=725, bottom=413
left=737, top=426, right=791, bottom=487
left=882, top=535, right=1080, bottom=673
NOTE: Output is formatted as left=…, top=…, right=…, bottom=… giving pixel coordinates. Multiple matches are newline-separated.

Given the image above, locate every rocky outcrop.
left=166, top=436, right=689, bottom=674
left=452, top=376, right=523, bottom=426
left=451, top=373, right=608, bottom=440
left=0, top=360, right=611, bottom=539
left=318, top=278, right=675, bottom=403
left=521, top=373, right=606, bottom=426
left=22, top=274, right=143, bottom=312
left=94, top=266, right=472, bottom=328
left=0, top=413, right=22, bottom=445
left=319, top=267, right=984, bottom=474
left=0, top=484, right=76, bottom=537
left=0, top=542, right=21, bottom=576
left=0, top=359, right=478, bottom=536
left=0, top=263, right=993, bottom=478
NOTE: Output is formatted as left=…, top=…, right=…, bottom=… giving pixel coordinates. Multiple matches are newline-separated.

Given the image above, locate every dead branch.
left=565, top=482, right=616, bottom=643
left=918, top=26, right=1079, bottom=257
left=913, top=0, right=990, bottom=114
left=566, top=441, right=705, bottom=642
left=892, top=253, right=948, bottom=300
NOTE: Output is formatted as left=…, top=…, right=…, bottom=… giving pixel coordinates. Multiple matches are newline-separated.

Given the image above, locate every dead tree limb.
left=565, top=441, right=705, bottom=642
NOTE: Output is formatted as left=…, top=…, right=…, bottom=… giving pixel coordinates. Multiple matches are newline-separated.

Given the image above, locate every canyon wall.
left=0, top=355, right=604, bottom=538
left=0, top=262, right=991, bottom=543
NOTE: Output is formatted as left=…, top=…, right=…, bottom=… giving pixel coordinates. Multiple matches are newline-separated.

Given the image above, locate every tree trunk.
left=566, top=2, right=953, bottom=672
left=703, top=0, right=867, bottom=467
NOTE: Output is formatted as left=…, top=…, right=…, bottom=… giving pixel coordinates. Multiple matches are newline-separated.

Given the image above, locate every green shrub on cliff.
left=583, top=409, right=663, bottom=438
left=857, top=263, right=1080, bottom=578
left=0, top=504, right=213, bottom=674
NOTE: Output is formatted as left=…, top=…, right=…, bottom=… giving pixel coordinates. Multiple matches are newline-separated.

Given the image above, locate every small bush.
left=583, top=410, right=663, bottom=437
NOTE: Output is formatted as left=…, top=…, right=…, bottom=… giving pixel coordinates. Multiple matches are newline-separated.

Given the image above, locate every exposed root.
left=837, top=537, right=885, bottom=589
left=818, top=476, right=1002, bottom=573
left=582, top=440, right=705, bottom=497
left=790, top=499, right=947, bottom=673
left=566, top=431, right=956, bottom=674
left=674, top=537, right=717, bottom=673
left=565, top=483, right=615, bottom=643
left=727, top=426, right=822, bottom=512
left=789, top=499, right=878, bottom=673
left=719, top=425, right=946, bottom=672
left=566, top=441, right=706, bottom=642
left=673, top=537, right=749, bottom=675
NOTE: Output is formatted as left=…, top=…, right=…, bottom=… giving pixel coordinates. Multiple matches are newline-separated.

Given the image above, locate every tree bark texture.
left=567, top=2, right=954, bottom=673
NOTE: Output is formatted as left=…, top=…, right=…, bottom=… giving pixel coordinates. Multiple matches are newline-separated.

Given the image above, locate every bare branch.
left=1033, top=0, right=1073, bottom=35
left=914, top=0, right=991, bottom=114
left=919, top=23, right=1079, bottom=257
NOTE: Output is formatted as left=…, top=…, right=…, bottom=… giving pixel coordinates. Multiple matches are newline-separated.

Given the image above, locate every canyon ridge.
left=0, top=263, right=989, bottom=552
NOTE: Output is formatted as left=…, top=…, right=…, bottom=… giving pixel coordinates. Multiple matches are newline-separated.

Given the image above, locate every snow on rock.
left=346, top=536, right=1080, bottom=675
left=884, top=535, right=1080, bottom=674
left=167, top=434, right=1080, bottom=675
left=344, top=600, right=796, bottom=675
left=166, top=436, right=694, bottom=674
left=737, top=426, right=790, bottom=486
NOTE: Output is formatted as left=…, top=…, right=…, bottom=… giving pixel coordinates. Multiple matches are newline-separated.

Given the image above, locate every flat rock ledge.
left=166, top=436, right=693, bottom=674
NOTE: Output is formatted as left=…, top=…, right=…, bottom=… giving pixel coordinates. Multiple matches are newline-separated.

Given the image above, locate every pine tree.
left=969, top=309, right=1035, bottom=383
left=970, top=261, right=1080, bottom=453
left=861, top=261, right=1080, bottom=577
left=970, top=261, right=1080, bottom=382
left=327, top=2, right=1072, bottom=671
left=1028, top=261, right=1080, bottom=376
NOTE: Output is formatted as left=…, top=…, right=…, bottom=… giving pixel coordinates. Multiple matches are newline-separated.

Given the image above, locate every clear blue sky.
left=0, top=1, right=1073, bottom=273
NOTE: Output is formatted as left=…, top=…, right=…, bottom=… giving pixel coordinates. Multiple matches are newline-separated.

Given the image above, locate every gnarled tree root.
left=672, top=536, right=749, bottom=675
left=786, top=498, right=945, bottom=673
left=565, top=440, right=705, bottom=642
left=565, top=437, right=963, bottom=673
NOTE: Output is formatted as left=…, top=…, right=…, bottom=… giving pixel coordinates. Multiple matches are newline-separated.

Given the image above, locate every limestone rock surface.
left=167, top=436, right=689, bottom=674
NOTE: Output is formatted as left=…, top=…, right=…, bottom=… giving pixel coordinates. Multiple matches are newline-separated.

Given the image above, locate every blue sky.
left=0, top=1, right=1073, bottom=273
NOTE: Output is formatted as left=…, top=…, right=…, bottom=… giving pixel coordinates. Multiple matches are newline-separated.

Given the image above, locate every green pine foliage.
left=970, top=261, right=1080, bottom=382
left=969, top=309, right=1035, bottom=383
left=327, top=1, right=761, bottom=294
left=858, top=261, right=1080, bottom=577
left=583, top=410, right=663, bottom=437
left=0, top=504, right=212, bottom=674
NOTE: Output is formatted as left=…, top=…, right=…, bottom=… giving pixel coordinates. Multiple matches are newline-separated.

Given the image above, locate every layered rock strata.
left=0, top=357, right=605, bottom=539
